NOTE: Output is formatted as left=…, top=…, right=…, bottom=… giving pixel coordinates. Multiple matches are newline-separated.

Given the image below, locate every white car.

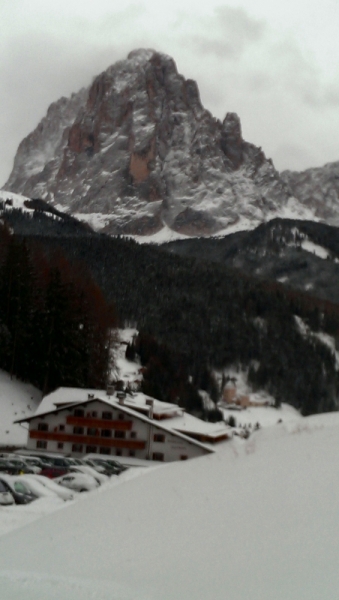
left=54, top=473, right=99, bottom=492
left=22, top=475, right=75, bottom=501
left=69, top=465, right=108, bottom=485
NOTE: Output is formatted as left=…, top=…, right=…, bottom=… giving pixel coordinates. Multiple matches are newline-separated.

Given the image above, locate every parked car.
left=0, top=459, right=16, bottom=474
left=0, top=459, right=35, bottom=475
left=82, top=458, right=115, bottom=476
left=16, top=456, right=44, bottom=473
left=0, top=479, right=15, bottom=505
left=18, top=476, right=60, bottom=499
left=27, top=475, right=75, bottom=501
left=84, top=458, right=123, bottom=476
left=34, top=456, right=71, bottom=479
left=40, top=464, right=70, bottom=478
left=7, top=457, right=41, bottom=474
left=84, top=455, right=127, bottom=474
left=64, top=457, right=84, bottom=466
left=0, top=475, right=37, bottom=504
left=39, top=465, right=69, bottom=479
left=68, top=465, right=108, bottom=485
left=54, top=473, right=99, bottom=492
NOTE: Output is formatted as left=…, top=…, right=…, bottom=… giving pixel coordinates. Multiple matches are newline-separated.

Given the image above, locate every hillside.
left=1, top=192, right=339, bottom=416
left=11, top=231, right=338, bottom=416
left=163, top=217, right=339, bottom=304
left=0, top=369, right=41, bottom=446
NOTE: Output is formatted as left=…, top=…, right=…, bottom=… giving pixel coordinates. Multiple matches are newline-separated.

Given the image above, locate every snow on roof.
left=32, top=386, right=228, bottom=434
left=160, top=411, right=228, bottom=439
left=34, top=387, right=105, bottom=416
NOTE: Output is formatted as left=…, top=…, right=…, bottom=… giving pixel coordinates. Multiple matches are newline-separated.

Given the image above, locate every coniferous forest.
left=0, top=224, right=116, bottom=394
left=7, top=216, right=339, bottom=417
left=1, top=206, right=339, bottom=415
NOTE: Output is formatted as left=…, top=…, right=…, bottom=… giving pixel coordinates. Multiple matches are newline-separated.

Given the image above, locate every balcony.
left=29, top=430, right=146, bottom=450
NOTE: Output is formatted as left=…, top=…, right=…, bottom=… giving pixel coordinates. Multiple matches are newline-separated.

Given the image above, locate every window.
left=74, top=409, right=84, bottom=417
left=99, top=447, right=111, bottom=455
left=91, top=411, right=98, bottom=418
left=118, top=413, right=124, bottom=420
left=129, top=450, right=135, bottom=457
left=180, top=455, right=188, bottom=460
left=114, top=430, right=125, bottom=439
left=59, top=424, right=65, bottom=431
left=38, top=422, right=48, bottom=431
left=14, top=481, right=30, bottom=494
left=72, top=444, right=83, bottom=453
left=36, top=440, right=47, bottom=449
left=57, top=443, right=64, bottom=450
left=102, top=411, right=112, bottom=420
left=54, top=458, right=69, bottom=467
left=152, top=452, right=164, bottom=461
left=87, top=427, right=97, bottom=436
left=101, top=429, right=112, bottom=438
left=115, top=449, right=122, bottom=456
left=73, top=426, right=84, bottom=435
left=153, top=434, right=165, bottom=443
left=86, top=445, right=97, bottom=453
left=130, top=431, right=137, bottom=439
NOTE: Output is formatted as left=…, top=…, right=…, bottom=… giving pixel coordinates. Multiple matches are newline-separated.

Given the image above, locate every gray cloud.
left=190, top=6, right=266, bottom=60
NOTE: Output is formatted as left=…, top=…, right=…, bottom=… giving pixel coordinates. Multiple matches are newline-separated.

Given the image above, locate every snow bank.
left=0, top=417, right=339, bottom=599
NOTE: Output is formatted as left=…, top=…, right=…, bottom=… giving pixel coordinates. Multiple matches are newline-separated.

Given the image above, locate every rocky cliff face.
left=4, top=49, right=308, bottom=237
left=281, top=162, right=339, bottom=226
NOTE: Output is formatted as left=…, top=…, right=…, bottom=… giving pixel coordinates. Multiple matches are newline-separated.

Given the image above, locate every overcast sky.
left=1, top=0, right=339, bottom=187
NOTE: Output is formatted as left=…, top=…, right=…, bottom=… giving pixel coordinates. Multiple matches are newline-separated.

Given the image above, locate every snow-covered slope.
left=0, top=413, right=338, bottom=599
left=0, top=189, right=32, bottom=213
left=0, top=369, right=41, bottom=446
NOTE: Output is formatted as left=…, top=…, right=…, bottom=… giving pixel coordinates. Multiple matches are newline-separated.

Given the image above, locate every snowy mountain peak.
left=3, top=49, right=310, bottom=238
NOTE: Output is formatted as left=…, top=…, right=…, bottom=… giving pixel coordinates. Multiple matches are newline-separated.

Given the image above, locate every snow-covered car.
left=26, top=475, right=75, bottom=501
left=54, top=473, right=99, bottom=492
left=64, top=457, right=84, bottom=466
left=85, top=454, right=127, bottom=474
left=68, top=465, right=108, bottom=485
left=82, top=458, right=116, bottom=476
left=18, top=476, right=61, bottom=499
left=0, top=479, right=15, bottom=505
left=0, top=475, right=37, bottom=504
left=0, top=458, right=35, bottom=475
left=16, top=456, right=43, bottom=473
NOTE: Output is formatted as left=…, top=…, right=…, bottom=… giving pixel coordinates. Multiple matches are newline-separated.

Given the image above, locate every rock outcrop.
left=281, top=162, right=339, bottom=226
left=4, top=49, right=307, bottom=237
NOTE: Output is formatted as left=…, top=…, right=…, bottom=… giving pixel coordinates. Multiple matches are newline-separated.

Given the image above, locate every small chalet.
left=14, top=387, right=231, bottom=462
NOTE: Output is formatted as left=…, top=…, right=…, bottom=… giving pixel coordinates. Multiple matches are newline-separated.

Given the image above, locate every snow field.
left=0, top=418, right=339, bottom=599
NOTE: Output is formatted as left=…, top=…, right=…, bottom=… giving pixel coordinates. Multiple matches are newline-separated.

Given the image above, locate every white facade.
left=22, top=396, right=215, bottom=462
